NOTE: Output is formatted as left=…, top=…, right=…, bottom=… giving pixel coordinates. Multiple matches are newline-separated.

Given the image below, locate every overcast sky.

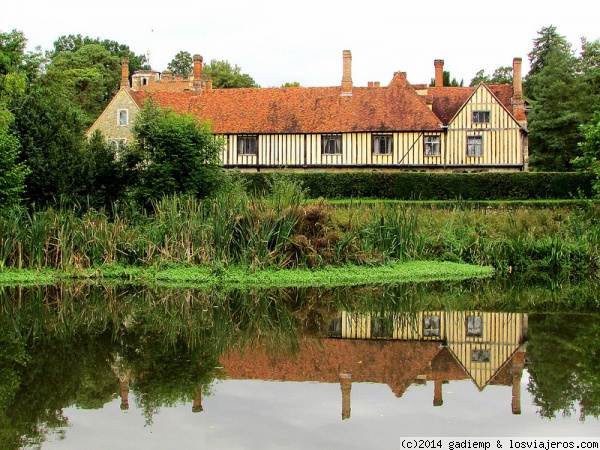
left=2, top=1, right=598, bottom=88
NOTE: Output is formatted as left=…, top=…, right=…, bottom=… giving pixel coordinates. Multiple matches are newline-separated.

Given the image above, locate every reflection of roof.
left=221, top=338, right=442, bottom=398
left=131, top=72, right=443, bottom=134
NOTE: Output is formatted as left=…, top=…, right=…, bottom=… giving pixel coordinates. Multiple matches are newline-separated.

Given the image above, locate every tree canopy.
left=167, top=51, right=193, bottom=78
left=203, top=59, right=258, bottom=88
left=524, top=26, right=599, bottom=171
left=128, top=100, right=224, bottom=203
left=469, top=66, right=513, bottom=86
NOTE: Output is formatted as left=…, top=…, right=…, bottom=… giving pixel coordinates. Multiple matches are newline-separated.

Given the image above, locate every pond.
left=1, top=278, right=599, bottom=449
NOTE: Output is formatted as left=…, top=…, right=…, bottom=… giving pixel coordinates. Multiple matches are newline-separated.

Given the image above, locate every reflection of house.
left=220, top=311, right=527, bottom=420
left=87, top=52, right=528, bottom=171
left=330, top=310, right=527, bottom=391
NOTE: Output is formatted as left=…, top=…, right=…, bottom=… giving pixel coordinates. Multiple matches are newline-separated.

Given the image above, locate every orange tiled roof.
left=132, top=72, right=442, bottom=134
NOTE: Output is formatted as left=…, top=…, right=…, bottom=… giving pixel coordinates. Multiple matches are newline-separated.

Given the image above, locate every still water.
left=1, top=278, right=599, bottom=448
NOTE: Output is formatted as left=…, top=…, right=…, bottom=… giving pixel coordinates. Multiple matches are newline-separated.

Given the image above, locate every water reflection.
left=0, top=279, right=599, bottom=448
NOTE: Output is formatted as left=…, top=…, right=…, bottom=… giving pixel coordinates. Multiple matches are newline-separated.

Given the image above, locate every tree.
left=11, top=80, right=90, bottom=206
left=572, top=111, right=600, bottom=197
left=281, top=82, right=301, bottom=87
left=0, top=132, right=29, bottom=208
left=430, top=71, right=463, bottom=87
left=51, top=34, right=149, bottom=74
left=527, top=25, right=573, bottom=79
left=203, top=59, right=258, bottom=88
left=470, top=66, right=513, bottom=86
left=128, top=100, right=224, bottom=203
left=167, top=51, right=193, bottom=78
left=525, top=26, right=588, bottom=171
left=45, top=44, right=121, bottom=126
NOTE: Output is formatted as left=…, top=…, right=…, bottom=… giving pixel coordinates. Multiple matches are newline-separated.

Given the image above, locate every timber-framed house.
left=88, top=51, right=528, bottom=172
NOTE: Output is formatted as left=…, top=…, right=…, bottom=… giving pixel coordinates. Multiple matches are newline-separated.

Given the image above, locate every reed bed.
left=0, top=177, right=599, bottom=278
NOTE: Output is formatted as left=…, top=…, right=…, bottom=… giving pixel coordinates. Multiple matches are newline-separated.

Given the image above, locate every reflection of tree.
left=527, top=314, right=600, bottom=420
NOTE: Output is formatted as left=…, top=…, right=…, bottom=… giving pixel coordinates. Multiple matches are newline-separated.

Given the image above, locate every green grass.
left=0, top=261, right=493, bottom=289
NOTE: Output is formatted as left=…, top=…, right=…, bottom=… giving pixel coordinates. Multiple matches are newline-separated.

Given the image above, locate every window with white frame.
left=237, top=135, right=258, bottom=155
left=118, top=109, right=128, bottom=126
left=424, top=135, right=441, bottom=156
left=466, top=135, right=483, bottom=157
left=322, top=134, right=342, bottom=154
left=372, top=134, right=393, bottom=155
left=472, top=110, right=490, bottom=123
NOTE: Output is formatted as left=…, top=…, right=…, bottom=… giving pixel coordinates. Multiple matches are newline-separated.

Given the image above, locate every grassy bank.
left=0, top=176, right=598, bottom=280
left=0, top=261, right=494, bottom=288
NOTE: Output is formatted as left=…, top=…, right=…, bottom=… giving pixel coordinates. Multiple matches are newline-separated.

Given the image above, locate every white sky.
left=2, top=1, right=599, bottom=88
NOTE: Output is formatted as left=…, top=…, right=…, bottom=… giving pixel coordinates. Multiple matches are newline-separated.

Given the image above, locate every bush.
left=239, top=171, right=595, bottom=200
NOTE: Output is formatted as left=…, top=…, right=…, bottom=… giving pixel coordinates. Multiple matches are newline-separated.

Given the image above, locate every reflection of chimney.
left=341, top=50, right=353, bottom=96
left=119, top=378, right=130, bottom=410
left=193, top=54, right=203, bottom=90
left=433, top=380, right=443, bottom=407
left=511, top=350, right=526, bottom=415
left=121, top=58, right=130, bottom=88
left=434, top=60, right=444, bottom=87
left=340, top=374, right=352, bottom=420
left=193, top=388, right=204, bottom=413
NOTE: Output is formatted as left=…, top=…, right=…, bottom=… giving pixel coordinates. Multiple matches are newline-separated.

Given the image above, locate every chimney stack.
left=121, top=57, right=130, bottom=88
left=434, top=59, right=444, bottom=87
left=193, top=54, right=203, bottom=90
left=341, top=50, right=353, bottom=96
left=512, top=57, right=525, bottom=115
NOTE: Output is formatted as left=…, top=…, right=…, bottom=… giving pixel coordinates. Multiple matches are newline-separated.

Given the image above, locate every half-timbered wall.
left=220, top=132, right=439, bottom=168
left=445, top=86, right=524, bottom=167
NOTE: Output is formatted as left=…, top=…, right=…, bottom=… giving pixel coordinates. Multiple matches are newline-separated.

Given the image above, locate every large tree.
left=167, top=51, right=193, bottom=78
left=127, top=100, right=224, bottom=203
left=469, top=66, right=513, bottom=86
left=203, top=59, right=258, bottom=88
left=525, top=26, right=589, bottom=171
left=50, top=34, right=149, bottom=74
left=45, top=44, right=121, bottom=125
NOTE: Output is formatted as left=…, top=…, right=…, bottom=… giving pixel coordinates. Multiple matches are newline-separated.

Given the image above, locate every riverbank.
left=0, top=177, right=598, bottom=279
left=0, top=260, right=494, bottom=288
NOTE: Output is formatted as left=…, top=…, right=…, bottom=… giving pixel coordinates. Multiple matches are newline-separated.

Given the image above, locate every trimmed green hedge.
left=240, top=171, right=595, bottom=200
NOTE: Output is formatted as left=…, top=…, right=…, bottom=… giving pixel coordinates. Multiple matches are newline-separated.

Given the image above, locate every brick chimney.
left=341, top=50, right=353, bottom=96
left=434, top=60, right=444, bottom=87
left=193, top=54, right=203, bottom=90
left=512, top=57, right=525, bottom=117
left=121, top=57, right=130, bottom=88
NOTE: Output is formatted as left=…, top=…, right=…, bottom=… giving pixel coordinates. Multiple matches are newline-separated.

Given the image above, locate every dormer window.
left=472, top=110, right=490, bottom=123
left=118, top=109, right=128, bottom=126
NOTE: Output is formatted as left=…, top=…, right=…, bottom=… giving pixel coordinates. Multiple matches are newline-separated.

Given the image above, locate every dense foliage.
left=240, top=171, right=594, bottom=200
left=525, top=26, right=600, bottom=172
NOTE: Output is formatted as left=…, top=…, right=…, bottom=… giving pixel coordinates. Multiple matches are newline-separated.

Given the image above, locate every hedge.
left=240, top=171, right=595, bottom=200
